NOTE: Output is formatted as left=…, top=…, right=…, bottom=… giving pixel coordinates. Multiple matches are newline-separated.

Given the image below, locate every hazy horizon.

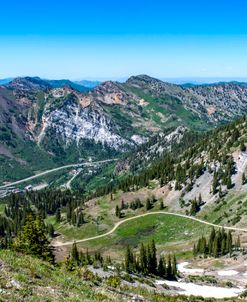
left=3, top=75, right=247, bottom=85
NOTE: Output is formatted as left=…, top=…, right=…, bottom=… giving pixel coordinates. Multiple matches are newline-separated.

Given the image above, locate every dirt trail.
left=52, top=211, right=247, bottom=247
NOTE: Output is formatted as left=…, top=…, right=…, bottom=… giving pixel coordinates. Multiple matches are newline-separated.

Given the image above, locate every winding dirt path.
left=52, top=211, right=247, bottom=247
left=0, top=159, right=118, bottom=189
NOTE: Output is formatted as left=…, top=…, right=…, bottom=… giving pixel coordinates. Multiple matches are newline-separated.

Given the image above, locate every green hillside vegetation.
left=126, top=86, right=210, bottom=131
left=1, top=249, right=243, bottom=302
left=91, top=117, right=247, bottom=199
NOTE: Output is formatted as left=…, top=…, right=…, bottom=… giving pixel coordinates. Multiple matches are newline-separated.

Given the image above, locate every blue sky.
left=1, top=0, right=247, bottom=80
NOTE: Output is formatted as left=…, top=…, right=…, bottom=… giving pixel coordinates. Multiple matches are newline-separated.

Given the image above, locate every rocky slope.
left=126, top=75, right=247, bottom=122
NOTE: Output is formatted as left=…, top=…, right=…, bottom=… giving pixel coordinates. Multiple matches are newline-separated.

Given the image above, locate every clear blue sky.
left=1, top=0, right=247, bottom=80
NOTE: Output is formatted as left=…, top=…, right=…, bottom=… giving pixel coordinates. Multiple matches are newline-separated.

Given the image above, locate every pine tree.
left=190, top=199, right=199, bottom=216
left=242, top=173, right=246, bottom=185
left=66, top=203, right=72, bottom=222
left=227, top=231, right=232, bottom=256
left=166, top=254, right=172, bottom=279
left=139, top=243, right=147, bottom=273
left=150, top=239, right=157, bottom=274
left=240, top=141, right=246, bottom=152
left=218, top=185, right=223, bottom=197
left=172, top=254, right=177, bottom=277
left=121, top=199, right=125, bottom=210
left=146, top=198, right=152, bottom=211
left=221, top=236, right=226, bottom=256
left=212, top=234, right=219, bottom=258
left=226, top=173, right=232, bottom=189
left=47, top=224, right=54, bottom=237
left=157, top=256, right=166, bottom=277
left=198, top=193, right=202, bottom=205
left=76, top=212, right=84, bottom=227
left=13, top=214, right=54, bottom=262
left=193, top=243, right=197, bottom=257
left=212, top=172, right=218, bottom=194
left=71, top=242, right=79, bottom=264
left=208, top=228, right=216, bottom=255
left=55, top=208, right=61, bottom=223
left=125, top=245, right=133, bottom=273
left=115, top=205, right=121, bottom=218
left=86, top=248, right=91, bottom=265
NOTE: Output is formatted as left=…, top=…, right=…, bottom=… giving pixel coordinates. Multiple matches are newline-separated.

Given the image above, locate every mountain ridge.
left=1, top=74, right=247, bottom=183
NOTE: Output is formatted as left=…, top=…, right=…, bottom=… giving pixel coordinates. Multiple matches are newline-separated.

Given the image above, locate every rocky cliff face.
left=38, top=95, right=131, bottom=150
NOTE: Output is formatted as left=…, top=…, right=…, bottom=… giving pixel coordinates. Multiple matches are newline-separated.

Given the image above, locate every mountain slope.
left=91, top=117, right=247, bottom=224
left=2, top=75, right=247, bottom=184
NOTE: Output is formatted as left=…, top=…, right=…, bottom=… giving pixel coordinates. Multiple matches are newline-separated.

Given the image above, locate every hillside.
left=1, top=249, right=245, bottom=301
left=1, top=118, right=247, bottom=300
left=68, top=117, right=247, bottom=244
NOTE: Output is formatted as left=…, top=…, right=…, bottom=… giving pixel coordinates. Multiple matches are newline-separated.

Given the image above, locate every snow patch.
left=218, top=270, right=239, bottom=276
left=156, top=280, right=243, bottom=299
left=177, top=262, right=204, bottom=274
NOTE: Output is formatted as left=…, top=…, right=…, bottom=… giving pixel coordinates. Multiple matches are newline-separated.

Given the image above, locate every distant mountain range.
left=0, top=78, right=14, bottom=85
left=75, top=80, right=101, bottom=88
left=0, top=77, right=100, bottom=90
left=1, top=74, right=247, bottom=183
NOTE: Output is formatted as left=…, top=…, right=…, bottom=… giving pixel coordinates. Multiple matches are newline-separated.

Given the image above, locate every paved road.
left=63, top=169, right=82, bottom=190
left=0, top=159, right=118, bottom=189
left=52, top=211, right=247, bottom=247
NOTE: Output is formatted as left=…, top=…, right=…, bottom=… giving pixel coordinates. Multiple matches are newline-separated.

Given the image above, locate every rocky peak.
left=126, top=74, right=183, bottom=96
left=90, top=81, right=134, bottom=105
left=126, top=74, right=162, bottom=86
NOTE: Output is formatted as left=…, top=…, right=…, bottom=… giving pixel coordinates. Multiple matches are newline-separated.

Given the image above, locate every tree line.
left=0, top=189, right=87, bottom=246
left=193, top=228, right=241, bottom=258
left=125, top=240, right=177, bottom=279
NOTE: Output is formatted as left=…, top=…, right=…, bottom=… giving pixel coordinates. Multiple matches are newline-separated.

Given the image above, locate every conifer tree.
left=71, top=242, right=79, bottom=264
left=159, top=200, right=165, bottom=210
left=193, top=243, right=197, bottom=257
left=150, top=239, right=157, bottom=274
left=115, top=205, right=121, bottom=218
left=76, top=212, right=84, bottom=227
left=146, top=198, right=152, bottom=211
left=139, top=243, right=147, bottom=273
left=166, top=254, right=172, bottom=279
left=125, top=245, right=133, bottom=273
left=242, top=173, right=246, bottom=185
left=55, top=208, right=61, bottom=223
left=198, top=193, right=202, bottom=205
left=240, top=141, right=246, bottom=152
left=47, top=223, right=54, bottom=238
left=208, top=228, right=216, bottom=255
left=227, top=231, right=232, bottom=256
left=172, top=254, right=177, bottom=277
left=13, top=214, right=54, bottom=262
left=226, top=174, right=232, bottom=189
left=158, top=256, right=166, bottom=277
